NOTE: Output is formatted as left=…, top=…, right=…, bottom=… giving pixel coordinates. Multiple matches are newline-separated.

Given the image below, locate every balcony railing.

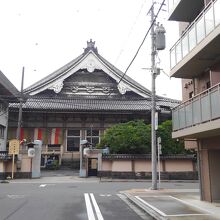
left=170, top=0, right=220, bottom=69
left=172, top=83, right=220, bottom=131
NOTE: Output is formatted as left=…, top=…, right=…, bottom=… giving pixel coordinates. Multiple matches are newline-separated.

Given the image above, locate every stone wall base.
left=0, top=172, right=31, bottom=180
left=98, top=171, right=198, bottom=180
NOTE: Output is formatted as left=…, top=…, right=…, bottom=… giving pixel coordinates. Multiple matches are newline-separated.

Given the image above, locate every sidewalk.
left=122, top=188, right=220, bottom=220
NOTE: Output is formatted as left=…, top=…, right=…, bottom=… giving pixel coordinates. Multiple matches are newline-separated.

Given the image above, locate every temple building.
left=8, top=40, right=179, bottom=166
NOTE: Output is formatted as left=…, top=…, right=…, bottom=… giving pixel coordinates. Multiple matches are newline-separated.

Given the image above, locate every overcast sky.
left=0, top=0, right=181, bottom=100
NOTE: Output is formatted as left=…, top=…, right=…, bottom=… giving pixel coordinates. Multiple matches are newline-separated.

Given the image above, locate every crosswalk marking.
left=84, top=193, right=96, bottom=220
left=39, top=184, right=47, bottom=187
left=84, top=193, right=104, bottom=220
left=90, top=193, right=104, bottom=220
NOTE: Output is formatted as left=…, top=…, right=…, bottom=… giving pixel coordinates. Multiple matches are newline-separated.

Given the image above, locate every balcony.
left=170, top=0, right=220, bottom=78
left=168, top=0, right=204, bottom=22
left=172, top=82, right=220, bottom=139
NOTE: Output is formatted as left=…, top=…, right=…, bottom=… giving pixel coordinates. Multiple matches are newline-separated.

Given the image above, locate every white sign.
left=155, top=112, right=158, bottom=130
left=28, top=148, right=35, bottom=158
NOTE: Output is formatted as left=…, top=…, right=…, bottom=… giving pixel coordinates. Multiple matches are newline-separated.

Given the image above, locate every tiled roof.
left=0, top=71, right=20, bottom=100
left=9, top=97, right=179, bottom=112
left=23, top=53, right=84, bottom=93
left=23, top=47, right=162, bottom=99
left=102, top=154, right=196, bottom=160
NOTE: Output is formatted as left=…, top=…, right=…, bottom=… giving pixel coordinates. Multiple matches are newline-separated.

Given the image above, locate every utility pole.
left=16, top=67, right=24, bottom=140
left=150, top=0, right=157, bottom=190
left=150, top=0, right=166, bottom=190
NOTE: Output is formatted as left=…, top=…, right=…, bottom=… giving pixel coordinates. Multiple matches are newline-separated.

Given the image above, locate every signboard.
left=9, top=139, right=20, bottom=155
left=155, top=112, right=158, bottom=130
left=9, top=139, right=20, bottom=179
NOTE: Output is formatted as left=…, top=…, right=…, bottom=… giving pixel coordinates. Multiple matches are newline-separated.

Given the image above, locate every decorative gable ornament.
left=117, top=83, right=127, bottom=95
left=86, top=59, right=96, bottom=73
left=86, top=86, right=95, bottom=93
left=102, top=87, right=110, bottom=94
left=49, top=81, right=64, bottom=93
left=71, top=86, right=79, bottom=93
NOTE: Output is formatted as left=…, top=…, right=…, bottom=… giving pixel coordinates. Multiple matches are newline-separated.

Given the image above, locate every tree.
left=157, top=120, right=191, bottom=155
left=97, top=120, right=151, bottom=154
left=98, top=120, right=192, bottom=155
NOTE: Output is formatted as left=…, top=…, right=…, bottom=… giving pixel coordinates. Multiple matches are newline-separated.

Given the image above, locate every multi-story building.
left=0, top=71, right=19, bottom=151
left=168, top=0, right=220, bottom=202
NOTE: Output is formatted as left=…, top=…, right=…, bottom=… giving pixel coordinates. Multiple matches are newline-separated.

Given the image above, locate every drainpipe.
left=209, top=69, right=212, bottom=87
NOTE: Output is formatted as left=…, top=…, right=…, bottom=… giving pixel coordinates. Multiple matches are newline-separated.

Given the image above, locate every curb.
left=122, top=192, right=168, bottom=220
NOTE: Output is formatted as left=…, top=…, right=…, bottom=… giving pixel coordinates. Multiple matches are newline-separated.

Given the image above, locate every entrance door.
left=88, top=158, right=98, bottom=176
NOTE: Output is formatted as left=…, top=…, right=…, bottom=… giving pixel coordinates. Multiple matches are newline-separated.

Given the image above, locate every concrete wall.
left=112, top=161, right=132, bottom=172
left=209, top=150, right=220, bottom=202
left=101, top=159, right=194, bottom=173
left=165, top=160, right=193, bottom=172
left=181, top=62, right=220, bottom=103
left=20, top=155, right=31, bottom=172
left=211, top=63, right=220, bottom=86
left=134, top=160, right=152, bottom=172
left=199, top=136, right=220, bottom=202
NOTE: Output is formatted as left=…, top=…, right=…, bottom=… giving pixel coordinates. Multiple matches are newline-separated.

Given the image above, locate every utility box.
left=155, top=24, right=166, bottom=50
left=31, top=140, right=42, bottom=178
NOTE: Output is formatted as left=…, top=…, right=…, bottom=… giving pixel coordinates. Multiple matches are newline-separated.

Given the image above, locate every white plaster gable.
left=29, top=51, right=149, bottom=98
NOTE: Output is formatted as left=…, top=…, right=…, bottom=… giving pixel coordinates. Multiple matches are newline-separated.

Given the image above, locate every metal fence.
left=172, top=83, right=220, bottom=131
left=170, top=0, right=220, bottom=69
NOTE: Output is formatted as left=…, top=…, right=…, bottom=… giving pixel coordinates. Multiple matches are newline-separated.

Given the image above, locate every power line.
left=114, top=0, right=147, bottom=65
left=117, top=0, right=166, bottom=85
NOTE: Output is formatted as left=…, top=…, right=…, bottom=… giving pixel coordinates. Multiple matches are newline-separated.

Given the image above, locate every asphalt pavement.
left=1, top=170, right=219, bottom=220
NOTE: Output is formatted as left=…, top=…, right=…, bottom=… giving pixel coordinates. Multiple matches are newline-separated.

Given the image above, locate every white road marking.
left=165, top=213, right=210, bottom=217
left=90, top=193, right=104, bottom=220
left=136, top=195, right=211, bottom=217
left=84, top=193, right=96, bottom=220
left=7, top=195, right=26, bottom=199
left=135, top=196, right=166, bottom=216
left=168, top=196, right=213, bottom=214
left=99, top=194, right=111, bottom=197
left=39, top=184, right=47, bottom=187
left=117, top=194, right=147, bottom=220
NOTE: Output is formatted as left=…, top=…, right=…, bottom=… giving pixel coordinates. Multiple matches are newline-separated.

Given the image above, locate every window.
left=206, top=81, right=211, bottom=89
left=0, top=125, right=5, bottom=139
left=86, top=129, right=100, bottom=147
left=189, top=91, right=194, bottom=99
left=67, top=129, right=81, bottom=151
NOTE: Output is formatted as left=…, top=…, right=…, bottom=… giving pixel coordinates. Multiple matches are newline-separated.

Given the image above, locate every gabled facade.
left=8, top=40, right=179, bottom=166
left=169, top=0, right=220, bottom=202
left=0, top=71, right=19, bottom=151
